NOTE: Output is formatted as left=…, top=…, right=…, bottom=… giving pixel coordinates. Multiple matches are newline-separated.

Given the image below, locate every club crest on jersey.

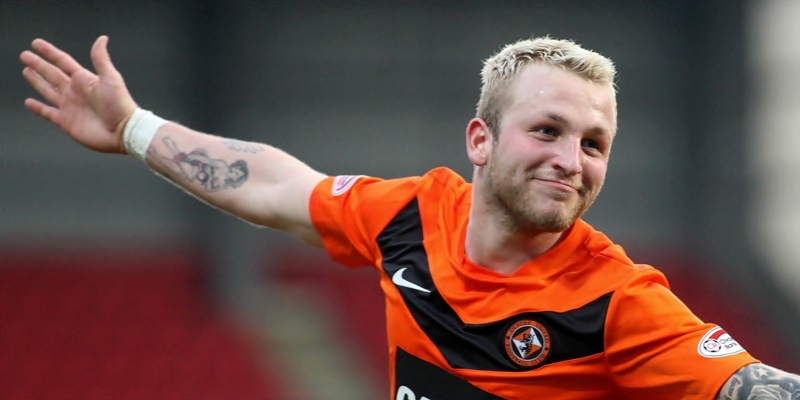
left=331, top=175, right=362, bottom=196
left=505, top=320, right=551, bottom=368
left=698, top=326, right=746, bottom=358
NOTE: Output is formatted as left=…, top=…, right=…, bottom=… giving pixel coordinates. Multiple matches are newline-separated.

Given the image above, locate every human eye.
left=581, top=138, right=604, bottom=154
left=531, top=126, right=557, bottom=137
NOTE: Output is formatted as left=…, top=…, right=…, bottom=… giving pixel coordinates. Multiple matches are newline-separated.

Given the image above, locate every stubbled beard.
left=486, top=164, right=598, bottom=233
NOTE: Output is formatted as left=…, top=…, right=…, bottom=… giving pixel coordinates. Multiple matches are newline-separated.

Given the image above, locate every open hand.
left=20, top=36, right=138, bottom=154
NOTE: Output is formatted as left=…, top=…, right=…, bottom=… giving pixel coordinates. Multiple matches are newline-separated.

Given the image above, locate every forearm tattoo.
left=155, top=136, right=250, bottom=192
left=716, top=363, right=800, bottom=400
left=223, top=139, right=264, bottom=154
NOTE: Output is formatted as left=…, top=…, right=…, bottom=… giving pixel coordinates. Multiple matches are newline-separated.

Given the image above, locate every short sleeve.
left=309, top=174, right=422, bottom=268
left=605, top=273, right=758, bottom=399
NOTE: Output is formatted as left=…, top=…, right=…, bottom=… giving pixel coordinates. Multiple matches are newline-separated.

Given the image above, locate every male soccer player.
left=20, top=35, right=800, bottom=399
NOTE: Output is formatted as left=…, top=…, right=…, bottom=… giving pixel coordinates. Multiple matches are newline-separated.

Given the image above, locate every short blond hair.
left=477, top=37, right=617, bottom=135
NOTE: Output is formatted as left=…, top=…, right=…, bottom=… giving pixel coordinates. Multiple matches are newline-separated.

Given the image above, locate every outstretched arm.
left=146, top=127, right=326, bottom=243
left=20, top=36, right=326, bottom=245
left=716, top=363, right=800, bottom=400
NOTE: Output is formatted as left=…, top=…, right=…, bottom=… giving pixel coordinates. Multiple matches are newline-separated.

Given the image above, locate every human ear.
left=466, top=118, right=492, bottom=167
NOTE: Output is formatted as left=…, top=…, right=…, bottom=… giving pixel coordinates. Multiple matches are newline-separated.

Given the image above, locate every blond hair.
left=477, top=37, right=617, bottom=135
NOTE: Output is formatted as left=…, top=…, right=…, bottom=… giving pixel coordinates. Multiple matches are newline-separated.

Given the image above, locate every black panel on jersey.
left=378, top=198, right=611, bottom=372
left=395, top=347, right=505, bottom=400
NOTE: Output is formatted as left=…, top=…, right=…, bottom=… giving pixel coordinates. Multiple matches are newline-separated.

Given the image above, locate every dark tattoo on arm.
left=716, top=363, right=800, bottom=400
left=222, top=139, right=264, bottom=154
left=155, top=136, right=250, bottom=192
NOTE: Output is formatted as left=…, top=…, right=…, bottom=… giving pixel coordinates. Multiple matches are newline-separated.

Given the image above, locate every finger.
left=24, top=98, right=60, bottom=125
left=91, top=35, right=116, bottom=77
left=20, top=50, right=71, bottom=91
left=31, top=38, right=85, bottom=77
left=22, top=66, right=62, bottom=106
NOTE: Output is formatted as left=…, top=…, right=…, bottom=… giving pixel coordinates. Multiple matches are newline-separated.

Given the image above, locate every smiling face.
left=471, top=63, right=617, bottom=233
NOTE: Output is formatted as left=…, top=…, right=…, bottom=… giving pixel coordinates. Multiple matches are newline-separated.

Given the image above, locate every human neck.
left=464, top=212, right=567, bottom=276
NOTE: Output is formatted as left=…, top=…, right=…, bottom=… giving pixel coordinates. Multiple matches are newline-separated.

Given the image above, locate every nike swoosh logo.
left=392, top=267, right=431, bottom=293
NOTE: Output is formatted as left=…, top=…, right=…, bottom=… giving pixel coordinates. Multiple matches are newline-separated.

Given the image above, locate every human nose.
left=552, top=138, right=583, bottom=176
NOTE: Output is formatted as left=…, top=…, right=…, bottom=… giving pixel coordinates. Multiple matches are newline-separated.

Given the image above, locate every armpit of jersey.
left=378, top=199, right=612, bottom=372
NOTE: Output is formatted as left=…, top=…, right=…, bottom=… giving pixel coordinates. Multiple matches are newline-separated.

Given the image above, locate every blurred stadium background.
left=3, top=1, right=800, bottom=399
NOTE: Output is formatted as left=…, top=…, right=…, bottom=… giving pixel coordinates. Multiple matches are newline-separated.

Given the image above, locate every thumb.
left=90, top=35, right=116, bottom=77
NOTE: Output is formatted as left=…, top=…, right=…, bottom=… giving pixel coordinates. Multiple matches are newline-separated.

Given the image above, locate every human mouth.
left=532, top=178, right=578, bottom=193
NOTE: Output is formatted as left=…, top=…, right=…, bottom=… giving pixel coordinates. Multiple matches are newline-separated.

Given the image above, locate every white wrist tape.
left=123, top=108, right=168, bottom=161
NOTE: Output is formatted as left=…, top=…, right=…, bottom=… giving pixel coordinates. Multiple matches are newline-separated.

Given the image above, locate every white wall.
left=748, top=0, right=800, bottom=305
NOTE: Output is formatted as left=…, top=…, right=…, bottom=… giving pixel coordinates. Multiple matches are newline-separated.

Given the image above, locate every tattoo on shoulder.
left=716, top=363, right=800, bottom=400
left=156, top=136, right=250, bottom=192
left=222, top=139, right=264, bottom=154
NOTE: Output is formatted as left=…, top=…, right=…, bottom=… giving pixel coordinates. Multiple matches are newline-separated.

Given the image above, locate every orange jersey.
left=309, top=167, right=757, bottom=400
